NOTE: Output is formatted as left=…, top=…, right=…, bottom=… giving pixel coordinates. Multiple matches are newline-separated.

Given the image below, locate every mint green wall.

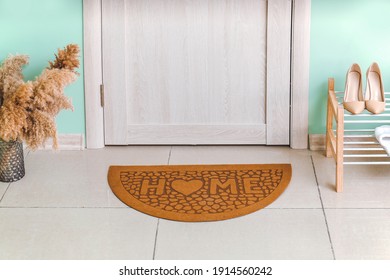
left=4, top=0, right=389, bottom=137
left=310, top=0, right=390, bottom=134
left=0, top=0, right=85, bottom=135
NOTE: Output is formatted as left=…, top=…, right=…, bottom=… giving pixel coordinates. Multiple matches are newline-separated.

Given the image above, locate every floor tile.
left=2, top=145, right=389, bottom=261
left=326, top=209, right=390, bottom=259
left=0, top=146, right=171, bottom=208
left=312, top=152, right=390, bottom=208
left=155, top=209, right=333, bottom=260
left=169, top=146, right=321, bottom=209
left=0, top=208, right=158, bottom=260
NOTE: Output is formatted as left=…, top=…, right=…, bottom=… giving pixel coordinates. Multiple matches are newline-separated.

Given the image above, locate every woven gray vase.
left=0, top=139, right=25, bottom=182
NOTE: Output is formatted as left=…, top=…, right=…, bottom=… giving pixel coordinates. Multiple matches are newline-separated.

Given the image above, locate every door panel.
left=103, top=0, right=290, bottom=145
left=266, top=0, right=292, bottom=144
left=102, top=0, right=127, bottom=144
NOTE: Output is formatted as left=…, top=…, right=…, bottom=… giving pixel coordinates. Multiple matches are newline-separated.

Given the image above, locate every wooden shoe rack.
left=326, top=78, right=390, bottom=192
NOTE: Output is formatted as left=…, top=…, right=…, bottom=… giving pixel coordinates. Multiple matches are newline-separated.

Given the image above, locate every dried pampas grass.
left=0, top=44, right=80, bottom=149
left=0, top=82, right=32, bottom=141
left=48, top=44, right=80, bottom=72
left=0, top=54, right=29, bottom=106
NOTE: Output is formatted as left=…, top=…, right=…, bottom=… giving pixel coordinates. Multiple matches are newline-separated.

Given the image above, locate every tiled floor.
left=0, top=146, right=390, bottom=259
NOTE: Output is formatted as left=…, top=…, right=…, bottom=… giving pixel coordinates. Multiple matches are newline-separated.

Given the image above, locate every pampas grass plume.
left=0, top=44, right=80, bottom=149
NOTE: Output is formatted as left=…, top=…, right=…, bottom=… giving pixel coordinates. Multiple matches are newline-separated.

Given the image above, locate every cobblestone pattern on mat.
left=119, top=169, right=283, bottom=215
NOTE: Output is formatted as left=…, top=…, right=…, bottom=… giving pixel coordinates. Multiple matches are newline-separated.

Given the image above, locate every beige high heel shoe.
left=365, top=62, right=385, bottom=114
left=343, top=63, right=364, bottom=114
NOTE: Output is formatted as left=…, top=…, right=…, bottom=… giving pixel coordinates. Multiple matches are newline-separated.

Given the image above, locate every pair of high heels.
left=343, top=62, right=385, bottom=114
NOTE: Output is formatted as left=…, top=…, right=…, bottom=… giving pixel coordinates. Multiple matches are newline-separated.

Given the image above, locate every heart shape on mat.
left=171, top=180, right=204, bottom=196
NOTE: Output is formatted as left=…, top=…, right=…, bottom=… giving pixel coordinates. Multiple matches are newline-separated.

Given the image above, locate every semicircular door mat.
left=108, top=164, right=292, bottom=222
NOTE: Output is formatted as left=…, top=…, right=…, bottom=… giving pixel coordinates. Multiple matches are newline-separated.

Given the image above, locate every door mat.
left=108, top=164, right=292, bottom=222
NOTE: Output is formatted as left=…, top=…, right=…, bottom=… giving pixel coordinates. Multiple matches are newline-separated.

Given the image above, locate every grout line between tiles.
left=3, top=205, right=390, bottom=210
left=0, top=206, right=130, bottom=209
left=322, top=208, right=390, bottom=210
left=167, top=146, right=173, bottom=165
left=3, top=206, right=390, bottom=211
left=311, top=155, right=336, bottom=260
left=0, top=206, right=327, bottom=210
left=0, top=183, right=12, bottom=204
left=152, top=219, right=160, bottom=260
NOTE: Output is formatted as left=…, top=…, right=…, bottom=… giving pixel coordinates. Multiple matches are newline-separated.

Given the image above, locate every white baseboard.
left=46, top=134, right=85, bottom=150
left=24, top=134, right=85, bottom=151
left=309, top=134, right=326, bottom=151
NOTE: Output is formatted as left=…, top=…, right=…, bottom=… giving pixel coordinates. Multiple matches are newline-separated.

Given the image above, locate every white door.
left=102, top=0, right=291, bottom=145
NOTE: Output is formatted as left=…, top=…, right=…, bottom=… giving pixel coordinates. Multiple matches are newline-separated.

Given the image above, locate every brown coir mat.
left=108, top=164, right=292, bottom=222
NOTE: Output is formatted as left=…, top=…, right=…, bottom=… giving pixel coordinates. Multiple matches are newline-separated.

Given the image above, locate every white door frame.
left=83, top=0, right=310, bottom=149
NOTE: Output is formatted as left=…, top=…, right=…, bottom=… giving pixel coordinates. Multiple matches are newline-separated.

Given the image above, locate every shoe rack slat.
left=326, top=78, right=390, bottom=192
